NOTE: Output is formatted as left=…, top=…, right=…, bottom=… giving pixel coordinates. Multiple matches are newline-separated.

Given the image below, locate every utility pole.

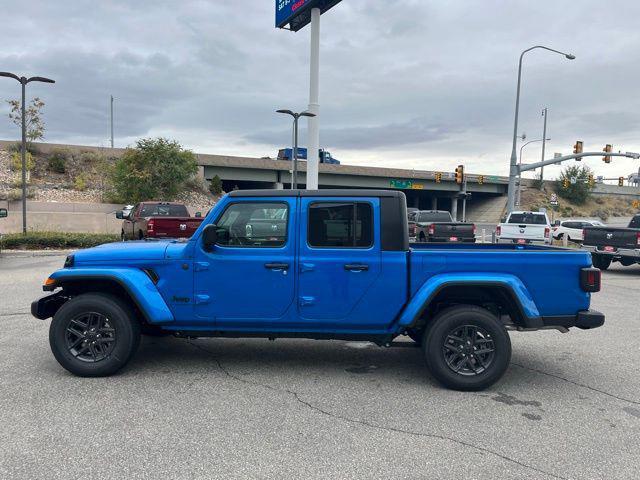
left=110, top=95, right=114, bottom=148
left=539, top=108, right=548, bottom=189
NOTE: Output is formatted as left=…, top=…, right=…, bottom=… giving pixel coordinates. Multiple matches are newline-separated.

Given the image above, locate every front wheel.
left=423, top=305, right=511, bottom=391
left=49, top=293, right=141, bottom=377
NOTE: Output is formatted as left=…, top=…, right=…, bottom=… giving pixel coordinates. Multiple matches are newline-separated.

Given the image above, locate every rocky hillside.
left=0, top=145, right=217, bottom=210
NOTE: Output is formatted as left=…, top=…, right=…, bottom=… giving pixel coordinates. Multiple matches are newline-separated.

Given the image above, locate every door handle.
left=344, top=264, right=369, bottom=272
left=264, top=262, right=289, bottom=270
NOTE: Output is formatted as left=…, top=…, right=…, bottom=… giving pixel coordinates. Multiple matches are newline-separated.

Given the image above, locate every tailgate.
left=432, top=223, right=474, bottom=239
left=150, top=217, right=203, bottom=237
left=583, top=227, right=638, bottom=248
left=501, top=224, right=546, bottom=240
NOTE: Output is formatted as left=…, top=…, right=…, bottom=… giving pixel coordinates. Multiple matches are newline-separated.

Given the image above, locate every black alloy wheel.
left=65, top=312, right=116, bottom=363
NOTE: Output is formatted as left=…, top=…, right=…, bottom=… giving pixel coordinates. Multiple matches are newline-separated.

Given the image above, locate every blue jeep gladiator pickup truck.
left=32, top=190, right=604, bottom=390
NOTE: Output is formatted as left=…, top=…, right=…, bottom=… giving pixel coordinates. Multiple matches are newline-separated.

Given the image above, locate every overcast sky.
left=1, top=0, right=639, bottom=179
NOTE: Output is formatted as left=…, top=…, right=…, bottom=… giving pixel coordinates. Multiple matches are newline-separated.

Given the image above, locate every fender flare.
left=46, top=268, right=174, bottom=324
left=396, top=273, right=542, bottom=330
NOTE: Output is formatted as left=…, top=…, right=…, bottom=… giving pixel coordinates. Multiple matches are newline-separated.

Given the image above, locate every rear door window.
left=629, top=216, right=640, bottom=228
left=308, top=202, right=373, bottom=248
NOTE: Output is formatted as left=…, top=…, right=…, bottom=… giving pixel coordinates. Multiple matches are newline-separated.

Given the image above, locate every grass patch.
left=1, top=231, right=119, bottom=250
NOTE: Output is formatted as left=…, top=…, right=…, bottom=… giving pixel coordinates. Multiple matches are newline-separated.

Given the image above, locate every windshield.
left=139, top=204, right=189, bottom=217
left=508, top=213, right=547, bottom=225
left=418, top=212, right=452, bottom=222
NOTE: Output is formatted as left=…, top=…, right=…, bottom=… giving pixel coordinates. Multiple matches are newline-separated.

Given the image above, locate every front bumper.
left=582, top=245, right=640, bottom=259
left=31, top=292, right=66, bottom=320
left=542, top=309, right=605, bottom=330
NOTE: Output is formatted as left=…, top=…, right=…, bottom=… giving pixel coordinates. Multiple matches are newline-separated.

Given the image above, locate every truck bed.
left=409, top=243, right=592, bottom=316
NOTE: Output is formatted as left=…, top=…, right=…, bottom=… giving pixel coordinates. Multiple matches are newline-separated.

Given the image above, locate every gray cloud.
left=0, top=0, right=638, bottom=178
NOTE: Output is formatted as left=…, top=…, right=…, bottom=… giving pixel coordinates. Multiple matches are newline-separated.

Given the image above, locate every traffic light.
left=455, top=165, right=464, bottom=184
left=562, top=178, right=570, bottom=189
left=477, top=175, right=484, bottom=185
left=435, top=172, right=442, bottom=183
left=573, top=141, right=583, bottom=155
left=603, top=144, right=613, bottom=163
left=618, top=176, right=624, bottom=187
left=588, top=174, right=595, bottom=187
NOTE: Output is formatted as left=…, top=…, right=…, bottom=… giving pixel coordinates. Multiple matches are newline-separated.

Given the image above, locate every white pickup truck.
left=496, top=211, right=551, bottom=245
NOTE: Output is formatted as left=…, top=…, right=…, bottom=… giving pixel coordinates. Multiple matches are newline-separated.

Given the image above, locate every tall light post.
left=276, top=109, right=316, bottom=189
left=538, top=107, right=548, bottom=189
left=0, top=72, right=55, bottom=234
left=506, top=46, right=575, bottom=213
left=517, top=137, right=550, bottom=205
left=110, top=95, right=114, bottom=148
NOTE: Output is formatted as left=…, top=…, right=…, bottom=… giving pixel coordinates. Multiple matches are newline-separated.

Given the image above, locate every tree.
left=109, top=138, right=198, bottom=203
left=6, top=97, right=46, bottom=144
left=557, top=165, right=594, bottom=205
left=209, top=174, right=223, bottom=195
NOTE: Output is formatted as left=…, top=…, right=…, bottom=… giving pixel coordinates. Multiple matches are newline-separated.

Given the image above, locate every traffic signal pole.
left=518, top=151, right=640, bottom=173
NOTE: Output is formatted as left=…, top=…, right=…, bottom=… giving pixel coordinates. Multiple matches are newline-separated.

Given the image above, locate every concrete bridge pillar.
left=431, top=197, right=438, bottom=210
left=450, top=195, right=458, bottom=221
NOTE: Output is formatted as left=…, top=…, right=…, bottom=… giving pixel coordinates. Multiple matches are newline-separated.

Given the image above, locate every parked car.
left=583, top=214, right=640, bottom=269
left=32, top=189, right=603, bottom=391
left=117, top=202, right=204, bottom=240
left=409, top=210, right=476, bottom=243
left=553, top=219, right=605, bottom=242
left=497, top=211, right=551, bottom=245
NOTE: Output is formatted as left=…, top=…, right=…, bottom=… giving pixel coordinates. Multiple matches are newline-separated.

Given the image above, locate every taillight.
left=428, top=224, right=435, bottom=235
left=544, top=227, right=550, bottom=238
left=496, top=225, right=501, bottom=236
left=147, top=219, right=155, bottom=233
left=472, top=224, right=477, bottom=235
left=636, top=232, right=640, bottom=246
left=580, top=267, right=601, bottom=292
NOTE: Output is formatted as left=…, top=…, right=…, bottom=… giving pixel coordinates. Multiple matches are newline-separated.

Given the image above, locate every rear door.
left=297, top=197, right=382, bottom=328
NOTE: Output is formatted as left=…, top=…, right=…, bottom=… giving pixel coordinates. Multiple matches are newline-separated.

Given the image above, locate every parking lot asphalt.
left=1, top=252, right=638, bottom=480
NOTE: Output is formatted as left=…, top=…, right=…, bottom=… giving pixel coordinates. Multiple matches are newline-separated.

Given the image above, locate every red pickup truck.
left=117, top=202, right=204, bottom=240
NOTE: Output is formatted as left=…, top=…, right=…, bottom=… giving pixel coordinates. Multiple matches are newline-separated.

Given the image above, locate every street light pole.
left=539, top=108, right=548, bottom=189
left=506, top=46, right=575, bottom=213
left=110, top=95, right=114, bottom=148
left=517, top=137, right=550, bottom=205
left=276, top=109, right=316, bottom=189
left=0, top=72, right=55, bottom=234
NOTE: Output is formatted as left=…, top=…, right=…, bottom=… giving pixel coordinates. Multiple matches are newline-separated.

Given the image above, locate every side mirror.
left=0, top=208, right=7, bottom=218
left=202, top=224, right=218, bottom=250
left=116, top=210, right=124, bottom=220
left=500, top=217, right=507, bottom=223
left=195, top=211, right=202, bottom=218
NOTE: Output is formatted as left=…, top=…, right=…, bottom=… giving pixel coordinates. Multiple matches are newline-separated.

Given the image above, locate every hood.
left=73, top=240, right=174, bottom=265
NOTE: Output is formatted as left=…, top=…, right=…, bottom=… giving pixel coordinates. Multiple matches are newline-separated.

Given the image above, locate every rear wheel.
left=419, top=232, right=426, bottom=243
left=620, top=258, right=635, bottom=267
left=423, top=305, right=511, bottom=391
left=49, top=293, right=141, bottom=377
left=138, top=230, right=144, bottom=240
left=591, top=254, right=611, bottom=270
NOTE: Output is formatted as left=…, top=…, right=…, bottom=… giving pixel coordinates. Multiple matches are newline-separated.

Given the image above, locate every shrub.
left=7, top=187, right=35, bottom=201
left=209, top=174, right=223, bottom=195
left=11, top=151, right=34, bottom=172
left=74, top=172, right=89, bottom=191
left=109, top=138, right=198, bottom=203
left=48, top=149, right=70, bottom=173
left=557, top=165, right=594, bottom=205
left=1, top=231, right=119, bottom=250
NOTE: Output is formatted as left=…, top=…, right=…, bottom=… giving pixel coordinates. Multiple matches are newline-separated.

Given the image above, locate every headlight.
left=64, top=255, right=74, bottom=268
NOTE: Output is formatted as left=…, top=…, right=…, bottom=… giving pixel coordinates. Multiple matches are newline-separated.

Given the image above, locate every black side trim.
left=380, top=194, right=409, bottom=251
left=407, top=281, right=543, bottom=329
left=542, top=310, right=605, bottom=330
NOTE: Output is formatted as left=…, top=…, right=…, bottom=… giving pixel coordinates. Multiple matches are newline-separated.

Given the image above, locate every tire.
left=591, top=254, right=611, bottom=270
left=49, top=293, right=141, bottom=377
left=423, top=305, right=511, bottom=391
left=121, top=230, right=126, bottom=242
left=138, top=230, right=144, bottom=240
left=419, top=233, right=426, bottom=243
left=620, top=258, right=635, bottom=267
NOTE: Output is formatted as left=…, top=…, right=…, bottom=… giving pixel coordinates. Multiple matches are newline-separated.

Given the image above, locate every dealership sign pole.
left=276, top=0, right=342, bottom=190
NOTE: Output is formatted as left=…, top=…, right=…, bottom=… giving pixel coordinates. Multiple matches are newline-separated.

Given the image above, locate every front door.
left=297, top=198, right=382, bottom=329
left=193, top=199, right=295, bottom=328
